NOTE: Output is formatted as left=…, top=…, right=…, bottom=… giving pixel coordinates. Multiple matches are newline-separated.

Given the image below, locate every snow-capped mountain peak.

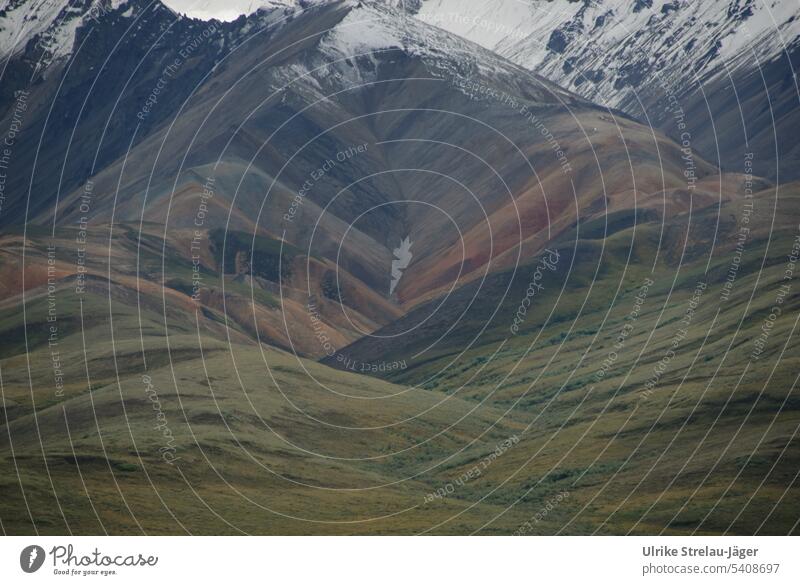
left=161, top=0, right=318, bottom=22
left=412, top=0, right=800, bottom=109
left=0, top=0, right=132, bottom=65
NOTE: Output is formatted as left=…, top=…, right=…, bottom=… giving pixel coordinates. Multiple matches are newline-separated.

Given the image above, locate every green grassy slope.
left=1, top=186, right=798, bottom=535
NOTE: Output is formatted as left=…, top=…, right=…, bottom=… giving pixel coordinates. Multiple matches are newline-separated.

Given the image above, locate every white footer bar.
left=1, top=536, right=796, bottom=584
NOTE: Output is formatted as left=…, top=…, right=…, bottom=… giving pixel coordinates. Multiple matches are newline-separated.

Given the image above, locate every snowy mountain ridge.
left=155, top=0, right=800, bottom=112
left=412, top=0, right=800, bottom=112
left=0, top=0, right=314, bottom=72
left=2, top=0, right=796, bottom=181
left=164, top=0, right=304, bottom=21
left=264, top=0, right=575, bottom=108
left=0, top=0, right=131, bottom=65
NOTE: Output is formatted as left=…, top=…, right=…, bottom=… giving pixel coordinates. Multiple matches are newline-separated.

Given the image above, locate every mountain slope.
left=0, top=0, right=798, bottom=535
left=1, top=0, right=733, bottom=353
left=324, top=180, right=800, bottom=534
left=410, top=0, right=800, bottom=181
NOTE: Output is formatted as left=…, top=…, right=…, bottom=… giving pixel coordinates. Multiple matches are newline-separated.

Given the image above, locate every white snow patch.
left=415, top=0, right=800, bottom=108
left=161, top=0, right=300, bottom=22
left=0, top=0, right=130, bottom=63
